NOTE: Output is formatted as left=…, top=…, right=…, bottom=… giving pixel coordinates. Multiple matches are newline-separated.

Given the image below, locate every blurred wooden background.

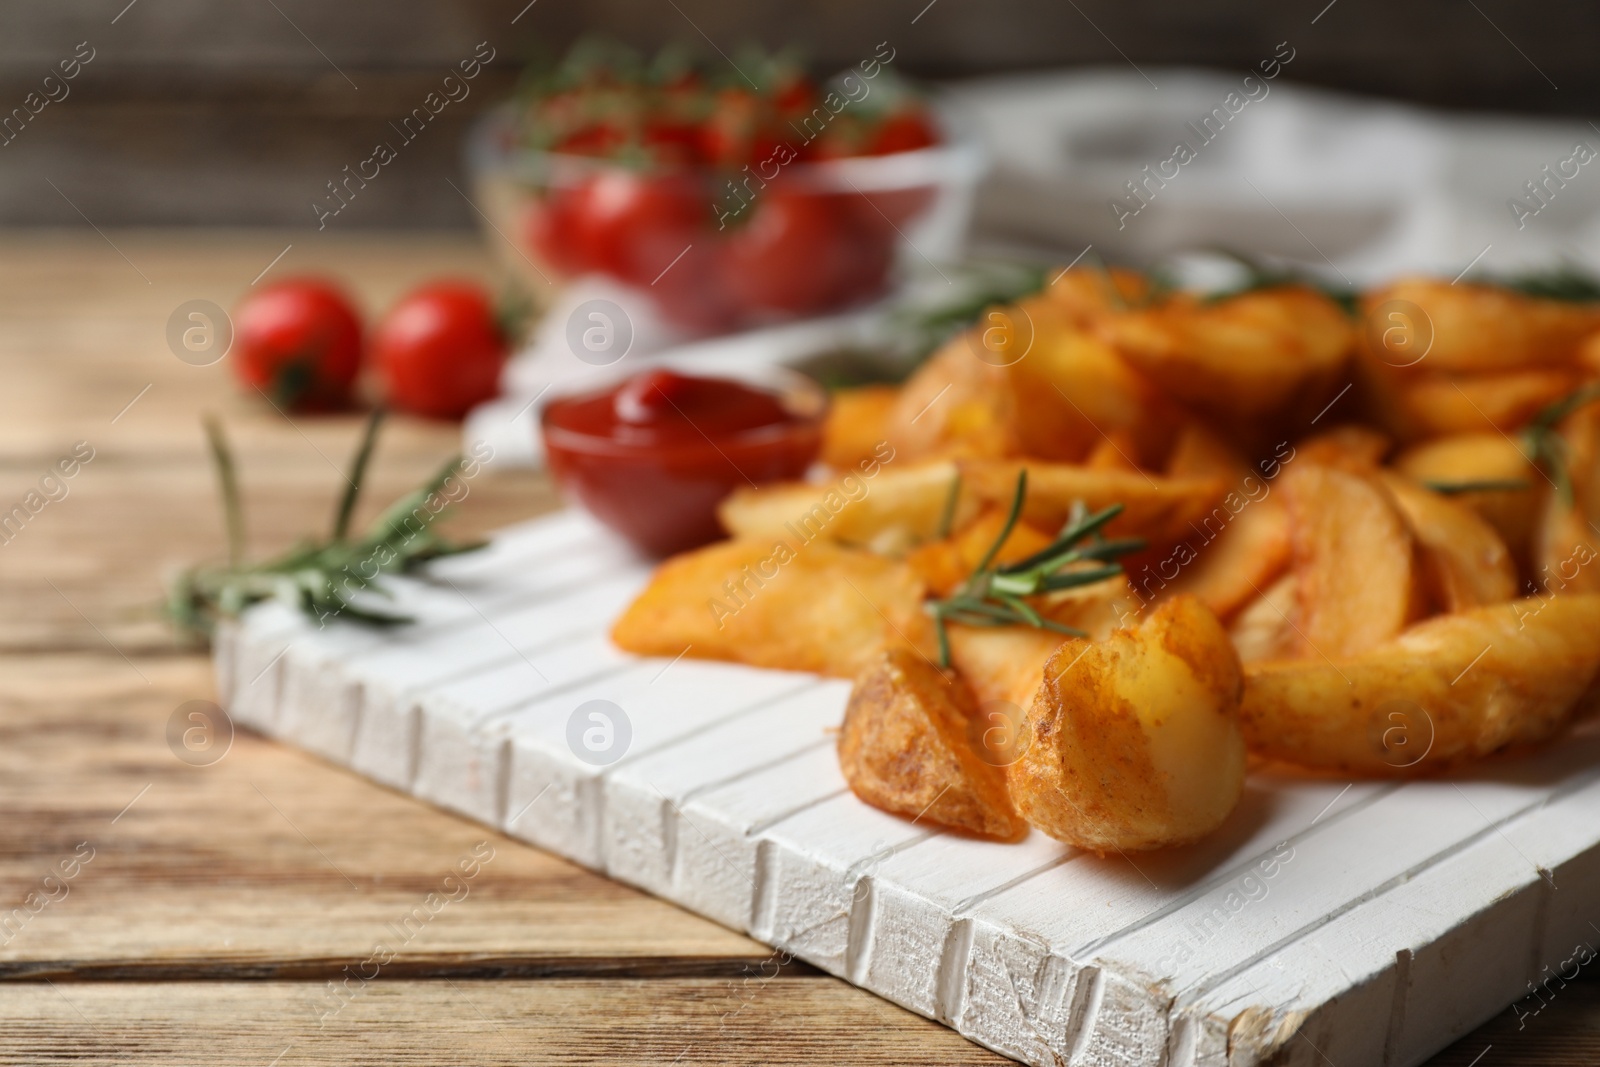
left=0, top=0, right=1589, bottom=227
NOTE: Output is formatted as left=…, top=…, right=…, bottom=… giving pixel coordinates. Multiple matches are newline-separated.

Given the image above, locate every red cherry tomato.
left=567, top=170, right=708, bottom=286
left=232, top=278, right=363, bottom=411
left=373, top=281, right=507, bottom=420
left=724, top=188, right=853, bottom=316
left=525, top=192, right=592, bottom=277
left=866, top=110, right=940, bottom=155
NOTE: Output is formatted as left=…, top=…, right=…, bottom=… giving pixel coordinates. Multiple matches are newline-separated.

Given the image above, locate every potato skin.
left=1098, top=285, right=1354, bottom=421
left=1282, top=463, right=1426, bottom=658
left=1240, top=594, right=1600, bottom=774
left=1006, top=595, right=1247, bottom=853
left=1361, top=278, right=1600, bottom=374
left=610, top=538, right=934, bottom=679
left=839, top=649, right=1027, bottom=840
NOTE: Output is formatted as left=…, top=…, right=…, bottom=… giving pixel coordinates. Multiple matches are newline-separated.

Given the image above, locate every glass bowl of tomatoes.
left=467, top=44, right=986, bottom=335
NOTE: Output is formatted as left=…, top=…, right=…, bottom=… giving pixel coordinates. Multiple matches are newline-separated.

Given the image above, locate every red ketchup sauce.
left=541, top=368, right=824, bottom=556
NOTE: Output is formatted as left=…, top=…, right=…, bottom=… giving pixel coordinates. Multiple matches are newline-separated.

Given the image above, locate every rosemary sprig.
left=166, top=410, right=486, bottom=642
left=1482, top=264, right=1600, bottom=303
left=1420, top=477, right=1532, bottom=495
left=925, top=471, right=1144, bottom=668
left=1520, top=381, right=1600, bottom=507
left=889, top=260, right=1050, bottom=361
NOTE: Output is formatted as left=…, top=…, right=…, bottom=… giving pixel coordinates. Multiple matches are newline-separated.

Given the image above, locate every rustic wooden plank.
left=0, top=654, right=772, bottom=975
left=0, top=977, right=1011, bottom=1066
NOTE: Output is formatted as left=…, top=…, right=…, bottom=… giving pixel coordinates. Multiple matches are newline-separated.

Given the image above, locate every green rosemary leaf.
left=971, top=470, right=1027, bottom=579
left=925, top=475, right=1138, bottom=667
left=1519, top=381, right=1600, bottom=507
left=164, top=418, right=485, bottom=644
left=1420, top=478, right=1533, bottom=495
left=1483, top=264, right=1600, bottom=303
left=332, top=407, right=386, bottom=542
left=1035, top=565, right=1128, bottom=592
left=202, top=415, right=245, bottom=569
left=997, top=504, right=1125, bottom=575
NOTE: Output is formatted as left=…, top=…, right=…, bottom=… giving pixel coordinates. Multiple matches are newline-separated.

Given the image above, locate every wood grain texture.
left=0, top=979, right=1008, bottom=1065
left=0, top=231, right=1592, bottom=1065
left=0, top=655, right=769, bottom=977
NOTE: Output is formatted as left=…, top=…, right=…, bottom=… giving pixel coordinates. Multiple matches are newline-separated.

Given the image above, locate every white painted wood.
left=219, top=509, right=1600, bottom=1067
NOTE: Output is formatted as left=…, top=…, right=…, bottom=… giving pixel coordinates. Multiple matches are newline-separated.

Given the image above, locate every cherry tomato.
left=698, top=87, right=762, bottom=169
left=553, top=120, right=631, bottom=158
left=867, top=110, right=940, bottom=155
left=525, top=192, right=592, bottom=277
left=567, top=170, right=708, bottom=285
left=232, top=278, right=363, bottom=411
left=373, top=281, right=507, bottom=420
left=724, top=188, right=853, bottom=316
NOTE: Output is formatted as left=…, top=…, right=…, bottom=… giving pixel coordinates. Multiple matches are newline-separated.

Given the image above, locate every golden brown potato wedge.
left=1396, top=370, right=1576, bottom=437
left=960, top=460, right=1226, bottom=553
left=884, top=306, right=1179, bottom=467
left=1164, top=496, right=1293, bottom=622
left=1532, top=404, right=1600, bottom=593
left=1534, top=495, right=1600, bottom=594
left=1006, top=595, right=1247, bottom=852
left=1165, top=422, right=1252, bottom=482
left=1006, top=320, right=1180, bottom=466
left=1393, top=433, right=1541, bottom=564
left=1282, top=463, right=1426, bottom=658
left=1240, top=594, right=1600, bottom=773
left=1296, top=425, right=1392, bottom=473
left=1380, top=472, right=1519, bottom=611
left=945, top=624, right=1071, bottom=712
left=1036, top=265, right=1152, bottom=324
left=839, top=648, right=1027, bottom=839
left=1228, top=573, right=1301, bottom=665
left=717, top=460, right=970, bottom=556
left=1361, top=278, right=1600, bottom=374
left=610, top=539, right=934, bottom=678
left=1098, top=286, right=1354, bottom=419
left=821, top=385, right=900, bottom=471
left=883, top=339, right=1018, bottom=462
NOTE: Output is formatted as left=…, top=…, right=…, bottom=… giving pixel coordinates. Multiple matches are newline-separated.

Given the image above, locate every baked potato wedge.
left=1006, top=595, right=1247, bottom=852
left=1380, top=472, right=1519, bottom=611
left=1164, top=496, right=1293, bottom=622
left=960, top=460, right=1226, bottom=553
left=717, top=460, right=972, bottom=556
left=1396, top=369, right=1577, bottom=437
left=1240, top=594, right=1600, bottom=773
left=1361, top=278, right=1600, bottom=374
left=839, top=648, right=1027, bottom=839
left=1098, top=285, right=1354, bottom=419
left=1282, top=463, right=1426, bottom=658
left=1393, top=432, right=1541, bottom=564
left=821, top=385, right=900, bottom=471
left=610, top=538, right=934, bottom=678
left=1228, top=573, right=1301, bottom=665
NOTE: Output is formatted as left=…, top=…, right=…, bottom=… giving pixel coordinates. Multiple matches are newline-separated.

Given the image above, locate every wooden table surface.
left=0, top=230, right=1592, bottom=1065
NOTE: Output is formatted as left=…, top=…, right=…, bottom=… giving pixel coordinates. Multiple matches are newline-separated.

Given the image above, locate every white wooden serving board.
left=215, top=510, right=1600, bottom=1067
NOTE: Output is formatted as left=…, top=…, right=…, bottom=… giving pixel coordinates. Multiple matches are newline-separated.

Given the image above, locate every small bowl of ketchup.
left=541, top=366, right=827, bottom=557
